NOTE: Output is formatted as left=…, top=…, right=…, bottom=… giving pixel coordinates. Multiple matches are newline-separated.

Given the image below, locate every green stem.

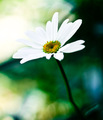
left=56, top=59, right=86, bottom=120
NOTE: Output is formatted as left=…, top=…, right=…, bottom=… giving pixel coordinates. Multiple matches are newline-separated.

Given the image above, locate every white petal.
left=46, top=12, right=58, bottom=41
left=59, top=40, right=85, bottom=53
left=60, top=19, right=82, bottom=46
left=25, top=31, right=43, bottom=45
left=57, top=19, right=69, bottom=40
left=54, top=52, right=64, bottom=61
left=20, top=53, right=46, bottom=64
left=46, top=21, right=52, bottom=41
left=13, top=47, right=43, bottom=58
left=51, top=12, right=58, bottom=40
left=58, top=22, right=72, bottom=44
left=45, top=54, right=52, bottom=59
left=17, top=39, right=42, bottom=49
left=25, top=27, right=47, bottom=45
left=35, top=27, right=47, bottom=43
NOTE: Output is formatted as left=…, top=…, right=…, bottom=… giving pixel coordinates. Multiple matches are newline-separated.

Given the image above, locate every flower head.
left=13, top=12, right=85, bottom=64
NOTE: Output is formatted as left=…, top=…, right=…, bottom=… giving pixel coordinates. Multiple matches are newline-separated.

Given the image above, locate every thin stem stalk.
left=56, top=59, right=86, bottom=120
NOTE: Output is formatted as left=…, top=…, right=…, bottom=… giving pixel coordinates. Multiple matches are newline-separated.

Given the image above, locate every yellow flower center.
left=43, top=41, right=61, bottom=53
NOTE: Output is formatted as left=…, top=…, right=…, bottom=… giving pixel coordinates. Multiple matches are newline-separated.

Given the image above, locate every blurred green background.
left=0, top=0, right=103, bottom=120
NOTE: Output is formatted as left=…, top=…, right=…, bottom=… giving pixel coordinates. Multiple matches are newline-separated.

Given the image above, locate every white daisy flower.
left=13, top=12, right=85, bottom=64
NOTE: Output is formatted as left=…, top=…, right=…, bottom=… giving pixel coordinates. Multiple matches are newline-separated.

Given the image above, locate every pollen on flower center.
left=43, top=41, right=61, bottom=53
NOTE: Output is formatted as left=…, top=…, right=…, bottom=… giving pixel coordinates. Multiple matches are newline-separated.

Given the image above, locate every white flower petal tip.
left=54, top=53, right=64, bottom=61
left=20, top=59, right=26, bottom=64
left=73, top=19, right=82, bottom=31
left=52, top=12, right=58, bottom=19
left=13, top=53, right=19, bottom=59
left=79, top=40, right=85, bottom=44
left=46, top=54, right=52, bottom=60
left=74, top=19, right=82, bottom=26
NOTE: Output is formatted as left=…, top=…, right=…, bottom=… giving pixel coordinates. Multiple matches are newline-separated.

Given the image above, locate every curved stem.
left=56, top=60, right=86, bottom=120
